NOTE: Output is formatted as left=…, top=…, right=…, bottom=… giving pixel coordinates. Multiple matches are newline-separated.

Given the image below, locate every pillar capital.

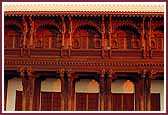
left=108, top=69, right=114, bottom=78
left=59, top=69, right=65, bottom=78
left=139, top=69, right=147, bottom=79
left=67, top=69, right=73, bottom=78
left=147, top=69, right=156, bottom=79
left=100, top=68, right=106, bottom=78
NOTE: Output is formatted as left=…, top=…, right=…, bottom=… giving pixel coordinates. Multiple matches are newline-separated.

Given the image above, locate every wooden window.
left=15, top=91, right=22, bottom=111
left=151, top=93, right=160, bottom=111
left=41, top=92, right=61, bottom=111
left=112, top=93, right=134, bottom=111
left=76, top=93, right=99, bottom=111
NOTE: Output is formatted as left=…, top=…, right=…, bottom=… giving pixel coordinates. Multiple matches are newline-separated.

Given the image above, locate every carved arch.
left=113, top=24, right=141, bottom=49
left=35, top=22, right=62, bottom=33
left=72, top=24, right=101, bottom=49
left=113, top=23, right=141, bottom=36
left=5, top=24, right=23, bottom=48
left=5, top=20, right=23, bottom=32
left=73, top=20, right=101, bottom=34
left=35, top=24, right=62, bottom=48
left=153, top=25, right=164, bottom=32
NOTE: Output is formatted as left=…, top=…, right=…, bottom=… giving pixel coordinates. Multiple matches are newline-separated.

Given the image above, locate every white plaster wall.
left=151, top=80, right=164, bottom=111
left=6, top=77, right=23, bottom=111
left=111, top=80, right=134, bottom=93
left=41, top=78, right=61, bottom=92
left=75, top=79, right=99, bottom=93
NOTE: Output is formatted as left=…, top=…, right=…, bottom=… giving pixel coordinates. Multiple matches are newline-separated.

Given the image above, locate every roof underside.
left=4, top=3, right=164, bottom=12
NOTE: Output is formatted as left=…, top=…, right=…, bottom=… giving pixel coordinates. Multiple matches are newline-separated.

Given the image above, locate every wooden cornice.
left=4, top=11, right=164, bottom=17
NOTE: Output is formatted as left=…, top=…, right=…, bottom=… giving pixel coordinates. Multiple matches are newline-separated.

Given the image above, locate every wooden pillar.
left=67, top=70, right=73, bottom=111
left=33, top=76, right=41, bottom=111
left=20, top=67, right=35, bottom=111
left=4, top=77, right=8, bottom=111
left=100, top=69, right=105, bottom=111
left=109, top=15, right=112, bottom=58
left=69, top=16, right=72, bottom=48
left=145, top=70, right=154, bottom=111
left=59, top=69, right=65, bottom=111
left=135, top=77, right=140, bottom=111
left=29, top=16, right=34, bottom=48
left=101, top=15, right=105, bottom=58
left=141, top=17, right=146, bottom=59
left=149, top=17, right=152, bottom=50
left=107, top=69, right=113, bottom=111
left=61, top=16, right=66, bottom=48
left=139, top=70, right=146, bottom=111
left=22, top=16, right=27, bottom=48
left=141, top=17, right=145, bottom=49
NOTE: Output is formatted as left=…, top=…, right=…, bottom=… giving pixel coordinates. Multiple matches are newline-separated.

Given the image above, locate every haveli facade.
left=4, top=4, right=164, bottom=111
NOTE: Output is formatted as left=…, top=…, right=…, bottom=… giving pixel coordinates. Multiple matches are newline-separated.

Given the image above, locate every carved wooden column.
left=20, top=67, right=35, bottom=111
left=135, top=75, right=140, bottom=111
left=4, top=77, right=8, bottom=111
left=145, top=70, right=155, bottom=111
left=22, top=16, right=28, bottom=48
left=109, top=15, right=112, bottom=58
left=59, top=69, right=65, bottom=111
left=67, top=70, right=73, bottom=111
left=139, top=70, right=146, bottom=111
left=100, top=69, right=105, bottom=111
left=33, top=76, right=41, bottom=111
left=61, top=16, right=66, bottom=48
left=107, top=69, right=113, bottom=111
left=69, top=16, right=72, bottom=49
left=29, top=16, right=34, bottom=48
left=101, top=15, right=105, bottom=58
left=148, top=17, right=152, bottom=58
left=141, top=17, right=146, bottom=58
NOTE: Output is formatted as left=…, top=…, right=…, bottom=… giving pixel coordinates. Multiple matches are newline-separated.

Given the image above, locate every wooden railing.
left=4, top=48, right=164, bottom=59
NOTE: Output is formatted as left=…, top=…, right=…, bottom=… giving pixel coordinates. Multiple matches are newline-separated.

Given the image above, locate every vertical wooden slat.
left=76, top=93, right=87, bottom=111
left=88, top=93, right=99, bottom=111
left=15, top=91, right=22, bottom=111
left=151, top=93, right=160, bottom=111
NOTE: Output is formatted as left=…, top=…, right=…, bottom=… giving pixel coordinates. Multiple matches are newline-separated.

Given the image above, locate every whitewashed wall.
left=111, top=80, right=134, bottom=93
left=41, top=78, right=61, bottom=92
left=75, top=79, right=99, bottom=93
left=151, top=80, right=164, bottom=111
left=6, top=77, right=22, bottom=111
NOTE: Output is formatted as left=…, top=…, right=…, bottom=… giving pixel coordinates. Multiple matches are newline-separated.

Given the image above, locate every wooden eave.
left=4, top=11, right=164, bottom=17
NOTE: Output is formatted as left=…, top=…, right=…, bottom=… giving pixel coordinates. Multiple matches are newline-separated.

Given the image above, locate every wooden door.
left=112, top=93, right=134, bottom=111
left=151, top=93, right=160, bottom=111
left=41, top=92, right=61, bottom=111
left=15, top=91, right=22, bottom=111
left=76, top=93, right=99, bottom=111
